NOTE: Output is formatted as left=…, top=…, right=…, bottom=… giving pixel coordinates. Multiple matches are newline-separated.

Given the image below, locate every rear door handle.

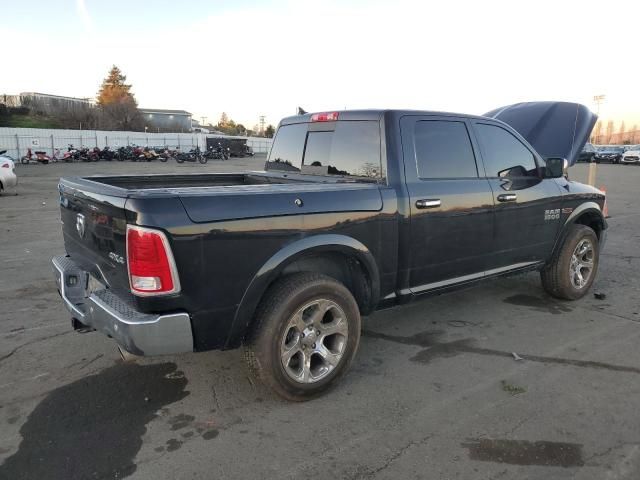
left=415, top=199, right=441, bottom=209
left=497, top=193, right=517, bottom=202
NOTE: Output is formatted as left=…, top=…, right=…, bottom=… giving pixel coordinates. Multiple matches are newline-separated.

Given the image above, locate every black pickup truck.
left=52, top=101, right=606, bottom=400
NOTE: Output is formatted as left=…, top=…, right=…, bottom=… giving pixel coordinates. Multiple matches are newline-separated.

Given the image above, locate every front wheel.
left=245, top=272, right=361, bottom=401
left=541, top=224, right=599, bottom=300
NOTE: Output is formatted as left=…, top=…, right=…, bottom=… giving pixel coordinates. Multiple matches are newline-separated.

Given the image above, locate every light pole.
left=593, top=94, right=605, bottom=116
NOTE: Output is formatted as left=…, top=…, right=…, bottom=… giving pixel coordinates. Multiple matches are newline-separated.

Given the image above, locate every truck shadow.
left=0, top=362, right=189, bottom=480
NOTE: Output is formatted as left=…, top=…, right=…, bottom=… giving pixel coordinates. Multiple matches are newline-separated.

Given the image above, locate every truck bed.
left=88, top=173, right=295, bottom=190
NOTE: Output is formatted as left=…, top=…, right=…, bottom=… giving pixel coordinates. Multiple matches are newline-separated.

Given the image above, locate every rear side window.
left=267, top=121, right=381, bottom=178
left=414, top=120, right=477, bottom=178
left=475, top=124, right=538, bottom=178
left=266, top=123, right=307, bottom=171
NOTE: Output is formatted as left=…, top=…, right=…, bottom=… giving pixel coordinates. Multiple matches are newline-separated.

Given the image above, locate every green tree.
left=96, top=66, right=142, bottom=130
left=264, top=124, right=275, bottom=138
left=218, top=112, right=230, bottom=127
left=97, top=66, right=134, bottom=106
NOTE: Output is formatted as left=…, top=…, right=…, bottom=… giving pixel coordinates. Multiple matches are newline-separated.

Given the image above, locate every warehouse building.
left=139, top=108, right=193, bottom=133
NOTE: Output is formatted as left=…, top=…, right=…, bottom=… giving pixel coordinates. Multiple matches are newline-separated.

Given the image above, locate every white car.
left=0, top=153, right=18, bottom=194
left=621, top=146, right=640, bottom=165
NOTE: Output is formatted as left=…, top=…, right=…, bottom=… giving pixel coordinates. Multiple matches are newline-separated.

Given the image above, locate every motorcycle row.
left=20, top=143, right=230, bottom=165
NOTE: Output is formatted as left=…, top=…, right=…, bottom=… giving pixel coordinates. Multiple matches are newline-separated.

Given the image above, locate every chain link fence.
left=0, top=128, right=272, bottom=161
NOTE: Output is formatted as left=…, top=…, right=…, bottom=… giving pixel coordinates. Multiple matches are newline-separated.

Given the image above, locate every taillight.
left=126, top=225, right=180, bottom=296
left=310, top=112, right=339, bottom=122
left=1, top=164, right=9, bottom=168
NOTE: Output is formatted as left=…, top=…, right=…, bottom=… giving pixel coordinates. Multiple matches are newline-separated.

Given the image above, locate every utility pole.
left=592, top=95, right=606, bottom=145
left=593, top=95, right=605, bottom=116
left=200, top=116, right=207, bottom=126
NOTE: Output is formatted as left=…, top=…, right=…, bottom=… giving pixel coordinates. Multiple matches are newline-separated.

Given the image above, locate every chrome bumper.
left=52, top=255, right=193, bottom=356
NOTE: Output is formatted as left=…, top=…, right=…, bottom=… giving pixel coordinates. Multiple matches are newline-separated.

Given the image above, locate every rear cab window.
left=266, top=120, right=382, bottom=180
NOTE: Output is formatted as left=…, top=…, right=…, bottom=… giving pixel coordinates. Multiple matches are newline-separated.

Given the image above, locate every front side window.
left=414, top=120, right=478, bottom=179
left=475, top=124, right=539, bottom=178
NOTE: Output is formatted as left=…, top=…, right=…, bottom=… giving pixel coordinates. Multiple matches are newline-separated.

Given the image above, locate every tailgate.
left=59, top=180, right=130, bottom=293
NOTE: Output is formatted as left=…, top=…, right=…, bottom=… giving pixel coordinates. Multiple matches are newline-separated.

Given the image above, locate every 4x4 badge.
left=76, top=213, right=86, bottom=238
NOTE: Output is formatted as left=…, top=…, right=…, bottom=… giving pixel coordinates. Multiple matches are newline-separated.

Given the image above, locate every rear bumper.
left=52, top=255, right=194, bottom=356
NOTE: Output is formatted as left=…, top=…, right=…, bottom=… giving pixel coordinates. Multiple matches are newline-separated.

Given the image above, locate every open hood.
left=483, top=102, right=597, bottom=166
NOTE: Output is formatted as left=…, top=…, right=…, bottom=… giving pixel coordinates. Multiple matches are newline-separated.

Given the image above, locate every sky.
left=2, top=0, right=639, bottom=129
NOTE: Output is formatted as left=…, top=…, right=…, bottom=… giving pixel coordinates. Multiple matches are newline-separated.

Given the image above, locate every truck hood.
left=484, top=102, right=597, bottom=166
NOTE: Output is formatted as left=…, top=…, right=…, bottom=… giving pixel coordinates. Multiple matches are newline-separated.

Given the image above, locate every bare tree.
left=605, top=120, right=614, bottom=144
left=592, top=120, right=602, bottom=144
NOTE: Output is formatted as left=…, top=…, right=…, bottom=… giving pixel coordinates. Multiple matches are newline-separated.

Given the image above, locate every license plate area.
left=86, top=274, right=106, bottom=297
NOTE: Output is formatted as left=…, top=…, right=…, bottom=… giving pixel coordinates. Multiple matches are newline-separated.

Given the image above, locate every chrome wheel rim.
left=280, top=299, right=349, bottom=384
left=569, top=239, right=595, bottom=289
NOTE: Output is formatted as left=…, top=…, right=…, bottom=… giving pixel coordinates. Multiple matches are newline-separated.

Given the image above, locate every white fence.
left=0, top=127, right=273, bottom=160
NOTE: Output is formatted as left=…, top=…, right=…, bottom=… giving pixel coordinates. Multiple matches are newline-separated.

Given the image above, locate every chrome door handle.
left=497, top=193, right=517, bottom=202
left=415, top=199, right=441, bottom=209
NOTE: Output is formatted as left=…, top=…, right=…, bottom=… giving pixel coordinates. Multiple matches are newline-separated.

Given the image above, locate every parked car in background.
left=621, top=147, right=640, bottom=165
left=578, top=143, right=598, bottom=163
left=0, top=154, right=17, bottom=194
left=595, top=145, right=624, bottom=163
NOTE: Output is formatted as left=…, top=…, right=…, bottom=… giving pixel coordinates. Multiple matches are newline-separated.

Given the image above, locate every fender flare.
left=550, top=202, right=606, bottom=258
left=224, top=234, right=380, bottom=348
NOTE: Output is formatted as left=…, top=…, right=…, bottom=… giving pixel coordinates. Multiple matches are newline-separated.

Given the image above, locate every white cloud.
left=76, top=0, right=94, bottom=33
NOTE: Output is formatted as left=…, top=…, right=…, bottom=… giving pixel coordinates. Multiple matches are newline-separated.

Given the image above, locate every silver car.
left=621, top=145, right=640, bottom=165
left=0, top=152, right=17, bottom=194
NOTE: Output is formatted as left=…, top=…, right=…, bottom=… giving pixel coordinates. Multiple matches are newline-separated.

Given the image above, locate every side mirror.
left=545, top=157, right=568, bottom=178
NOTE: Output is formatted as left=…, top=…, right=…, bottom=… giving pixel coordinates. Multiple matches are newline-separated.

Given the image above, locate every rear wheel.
left=541, top=224, right=599, bottom=300
left=245, top=273, right=361, bottom=401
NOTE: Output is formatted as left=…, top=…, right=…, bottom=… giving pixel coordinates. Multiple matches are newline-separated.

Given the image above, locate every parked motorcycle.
left=176, top=146, right=206, bottom=164
left=204, top=143, right=229, bottom=161
left=140, top=147, right=161, bottom=161
left=86, top=147, right=101, bottom=162
left=21, top=148, right=51, bottom=165
left=158, top=147, right=174, bottom=162
left=99, top=146, right=116, bottom=161
left=61, top=144, right=80, bottom=162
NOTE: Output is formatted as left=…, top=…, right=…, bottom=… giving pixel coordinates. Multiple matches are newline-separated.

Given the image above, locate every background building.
left=139, top=108, right=192, bottom=133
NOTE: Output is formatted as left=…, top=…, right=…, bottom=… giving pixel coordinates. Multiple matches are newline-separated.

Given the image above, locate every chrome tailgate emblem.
left=76, top=213, right=86, bottom=238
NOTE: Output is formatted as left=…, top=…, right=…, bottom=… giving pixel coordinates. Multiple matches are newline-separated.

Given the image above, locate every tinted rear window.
left=266, top=121, right=381, bottom=178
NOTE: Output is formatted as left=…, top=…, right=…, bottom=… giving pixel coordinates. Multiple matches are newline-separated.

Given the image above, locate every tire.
left=176, top=158, right=184, bottom=164
left=541, top=224, right=599, bottom=300
left=244, top=272, right=361, bottom=401
left=198, top=157, right=207, bottom=164
left=160, top=157, right=167, bottom=162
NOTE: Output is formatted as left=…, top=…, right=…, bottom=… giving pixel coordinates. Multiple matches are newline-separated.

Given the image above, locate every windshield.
left=266, top=121, right=382, bottom=179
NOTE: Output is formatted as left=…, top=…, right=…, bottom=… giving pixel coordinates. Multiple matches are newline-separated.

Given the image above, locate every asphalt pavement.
left=1, top=158, right=639, bottom=480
